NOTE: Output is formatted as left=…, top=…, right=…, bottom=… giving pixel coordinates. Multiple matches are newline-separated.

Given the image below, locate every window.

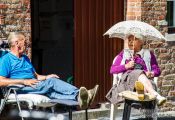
left=166, top=0, right=175, bottom=33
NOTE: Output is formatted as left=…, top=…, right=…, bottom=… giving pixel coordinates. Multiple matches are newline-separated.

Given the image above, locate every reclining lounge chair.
left=0, top=50, right=88, bottom=120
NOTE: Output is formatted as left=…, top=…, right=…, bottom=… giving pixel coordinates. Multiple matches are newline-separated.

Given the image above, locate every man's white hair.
left=8, top=32, right=24, bottom=47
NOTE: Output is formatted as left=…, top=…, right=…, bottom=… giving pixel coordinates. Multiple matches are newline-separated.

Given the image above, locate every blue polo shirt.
left=0, top=52, right=36, bottom=79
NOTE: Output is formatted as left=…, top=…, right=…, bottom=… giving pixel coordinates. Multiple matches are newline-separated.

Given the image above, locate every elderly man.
left=0, top=32, right=99, bottom=109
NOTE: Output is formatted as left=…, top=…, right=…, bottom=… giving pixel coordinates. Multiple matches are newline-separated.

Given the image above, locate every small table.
left=120, top=91, right=156, bottom=120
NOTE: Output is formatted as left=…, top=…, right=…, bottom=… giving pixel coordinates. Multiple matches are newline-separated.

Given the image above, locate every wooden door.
left=74, top=0, right=124, bottom=103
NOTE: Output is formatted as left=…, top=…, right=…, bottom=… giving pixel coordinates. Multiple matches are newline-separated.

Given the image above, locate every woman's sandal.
left=135, top=81, right=145, bottom=100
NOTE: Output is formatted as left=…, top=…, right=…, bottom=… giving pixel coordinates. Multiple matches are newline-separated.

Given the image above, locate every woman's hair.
left=125, top=33, right=144, bottom=41
left=7, top=32, right=24, bottom=47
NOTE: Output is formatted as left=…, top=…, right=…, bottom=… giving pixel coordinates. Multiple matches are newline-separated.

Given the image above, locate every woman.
left=106, top=33, right=166, bottom=106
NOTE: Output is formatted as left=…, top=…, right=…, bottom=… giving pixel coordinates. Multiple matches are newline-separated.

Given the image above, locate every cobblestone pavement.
left=96, top=109, right=175, bottom=120
left=2, top=105, right=175, bottom=120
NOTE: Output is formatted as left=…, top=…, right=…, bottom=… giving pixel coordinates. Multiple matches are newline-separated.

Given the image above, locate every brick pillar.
left=126, top=0, right=142, bottom=20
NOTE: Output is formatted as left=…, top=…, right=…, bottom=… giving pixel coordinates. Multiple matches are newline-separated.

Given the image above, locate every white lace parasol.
left=104, top=20, right=166, bottom=41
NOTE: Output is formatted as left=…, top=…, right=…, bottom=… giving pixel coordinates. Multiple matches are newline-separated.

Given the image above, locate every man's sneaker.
left=156, top=95, right=166, bottom=106
left=88, top=85, right=99, bottom=106
left=78, top=87, right=89, bottom=109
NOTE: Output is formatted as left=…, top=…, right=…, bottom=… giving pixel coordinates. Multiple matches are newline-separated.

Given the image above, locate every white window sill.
left=165, top=33, right=175, bottom=41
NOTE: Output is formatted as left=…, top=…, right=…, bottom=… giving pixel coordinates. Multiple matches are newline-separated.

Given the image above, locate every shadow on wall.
left=167, top=41, right=175, bottom=47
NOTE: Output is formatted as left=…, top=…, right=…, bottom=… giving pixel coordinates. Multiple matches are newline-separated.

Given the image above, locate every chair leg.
left=0, top=99, right=7, bottom=115
left=122, top=100, right=131, bottom=120
left=13, top=89, right=24, bottom=120
left=85, top=109, right=88, bottom=120
left=0, top=89, right=11, bottom=114
left=110, top=104, right=115, bottom=120
left=69, top=107, right=72, bottom=120
left=145, top=101, right=157, bottom=120
left=51, top=106, right=55, bottom=113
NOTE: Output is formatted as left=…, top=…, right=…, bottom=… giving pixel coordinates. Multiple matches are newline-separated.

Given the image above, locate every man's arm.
left=0, top=76, right=39, bottom=87
left=34, top=72, right=59, bottom=81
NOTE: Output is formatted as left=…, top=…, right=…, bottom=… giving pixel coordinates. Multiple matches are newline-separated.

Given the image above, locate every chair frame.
left=0, top=85, right=89, bottom=120
left=0, top=50, right=88, bottom=120
left=0, top=50, right=53, bottom=119
left=0, top=86, right=24, bottom=120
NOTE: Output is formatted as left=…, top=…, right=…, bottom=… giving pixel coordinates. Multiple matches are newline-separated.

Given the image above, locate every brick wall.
left=0, top=0, right=31, bottom=58
left=127, top=0, right=175, bottom=111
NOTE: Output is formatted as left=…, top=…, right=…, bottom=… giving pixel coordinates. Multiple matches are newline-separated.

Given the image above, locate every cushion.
left=8, top=94, right=51, bottom=107
left=49, top=99, right=79, bottom=106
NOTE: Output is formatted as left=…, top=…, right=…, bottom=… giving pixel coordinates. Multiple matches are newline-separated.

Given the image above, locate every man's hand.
left=146, top=71, right=154, bottom=78
left=125, top=60, right=135, bottom=69
left=23, top=79, right=39, bottom=87
left=35, top=72, right=59, bottom=81
left=46, top=74, right=59, bottom=79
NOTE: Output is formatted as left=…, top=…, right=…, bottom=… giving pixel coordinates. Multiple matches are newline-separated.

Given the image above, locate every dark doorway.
left=31, top=0, right=74, bottom=80
left=31, top=0, right=124, bottom=103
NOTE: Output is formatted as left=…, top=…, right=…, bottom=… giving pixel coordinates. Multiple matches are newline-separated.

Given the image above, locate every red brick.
left=127, top=7, right=141, bottom=12
left=0, top=4, right=7, bottom=9
left=127, top=11, right=141, bottom=16
left=126, top=16, right=137, bottom=20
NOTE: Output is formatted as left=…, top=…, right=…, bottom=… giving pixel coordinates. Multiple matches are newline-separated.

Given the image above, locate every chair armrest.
left=7, top=84, right=25, bottom=90
left=113, top=74, right=118, bottom=85
left=113, top=73, right=123, bottom=86
left=153, top=77, right=158, bottom=86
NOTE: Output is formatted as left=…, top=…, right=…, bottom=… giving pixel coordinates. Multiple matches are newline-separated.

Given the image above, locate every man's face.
left=15, top=35, right=26, bottom=53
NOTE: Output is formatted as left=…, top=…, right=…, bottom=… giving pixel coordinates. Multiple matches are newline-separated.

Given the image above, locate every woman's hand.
left=125, top=60, right=135, bottom=69
left=46, top=74, right=59, bottom=79
left=146, top=71, right=154, bottom=78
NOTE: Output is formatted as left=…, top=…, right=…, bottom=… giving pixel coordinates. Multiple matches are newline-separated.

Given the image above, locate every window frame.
left=166, top=0, right=175, bottom=34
